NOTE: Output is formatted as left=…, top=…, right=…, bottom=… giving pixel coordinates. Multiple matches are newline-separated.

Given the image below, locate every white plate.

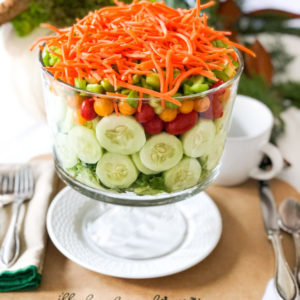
left=47, top=187, right=222, bottom=279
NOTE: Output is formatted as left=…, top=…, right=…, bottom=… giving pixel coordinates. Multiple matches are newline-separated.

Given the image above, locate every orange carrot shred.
left=32, top=0, right=255, bottom=98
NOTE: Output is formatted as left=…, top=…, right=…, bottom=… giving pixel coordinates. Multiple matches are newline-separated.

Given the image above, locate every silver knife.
left=259, top=180, right=298, bottom=300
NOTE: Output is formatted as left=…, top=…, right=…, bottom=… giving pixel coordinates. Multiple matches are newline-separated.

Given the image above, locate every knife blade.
left=258, top=180, right=298, bottom=300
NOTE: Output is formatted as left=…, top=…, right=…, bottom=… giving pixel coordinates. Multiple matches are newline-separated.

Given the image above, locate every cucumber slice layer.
left=96, top=114, right=146, bottom=155
left=206, top=132, right=226, bottom=170
left=55, top=133, right=78, bottom=168
left=181, top=120, right=216, bottom=158
left=164, top=157, right=202, bottom=192
left=96, top=152, right=138, bottom=189
left=132, top=152, right=158, bottom=175
left=139, top=133, right=183, bottom=172
left=68, top=126, right=103, bottom=164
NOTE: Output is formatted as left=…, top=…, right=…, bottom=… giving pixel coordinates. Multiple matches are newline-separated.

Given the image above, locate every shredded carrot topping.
left=32, top=0, right=255, bottom=102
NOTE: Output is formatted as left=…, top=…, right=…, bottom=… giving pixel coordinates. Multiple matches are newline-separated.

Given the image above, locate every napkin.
left=277, top=107, right=300, bottom=193
left=262, top=279, right=282, bottom=300
left=0, top=159, right=57, bottom=292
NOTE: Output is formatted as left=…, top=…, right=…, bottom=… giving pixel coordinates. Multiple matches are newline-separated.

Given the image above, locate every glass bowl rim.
left=39, top=47, right=244, bottom=100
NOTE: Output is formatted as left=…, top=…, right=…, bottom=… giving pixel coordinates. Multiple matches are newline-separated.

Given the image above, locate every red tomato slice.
left=135, top=104, right=155, bottom=123
left=212, top=98, right=224, bottom=119
left=165, top=111, right=198, bottom=135
left=144, top=115, right=164, bottom=134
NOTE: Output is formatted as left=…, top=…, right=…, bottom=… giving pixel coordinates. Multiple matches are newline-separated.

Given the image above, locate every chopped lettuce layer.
left=67, top=163, right=103, bottom=189
left=66, top=159, right=212, bottom=195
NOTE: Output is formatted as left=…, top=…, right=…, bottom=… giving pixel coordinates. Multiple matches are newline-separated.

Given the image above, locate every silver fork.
left=0, top=172, right=15, bottom=206
left=0, top=166, right=35, bottom=267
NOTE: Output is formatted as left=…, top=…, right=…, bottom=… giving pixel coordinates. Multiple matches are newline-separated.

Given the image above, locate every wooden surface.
left=1, top=178, right=298, bottom=300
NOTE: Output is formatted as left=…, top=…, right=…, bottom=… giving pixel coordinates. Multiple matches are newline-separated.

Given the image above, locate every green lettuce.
left=67, top=163, right=102, bottom=189
left=12, top=0, right=115, bottom=37
left=130, top=173, right=167, bottom=195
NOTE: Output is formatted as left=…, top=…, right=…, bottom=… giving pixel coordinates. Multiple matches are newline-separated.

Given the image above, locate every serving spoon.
left=279, top=198, right=300, bottom=288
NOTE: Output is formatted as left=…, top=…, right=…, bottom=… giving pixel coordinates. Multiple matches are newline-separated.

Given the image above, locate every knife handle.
left=270, top=232, right=298, bottom=300
left=292, top=232, right=300, bottom=288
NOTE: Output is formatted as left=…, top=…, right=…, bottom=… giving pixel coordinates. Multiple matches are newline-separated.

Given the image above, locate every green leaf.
left=237, top=15, right=300, bottom=35
left=165, top=0, right=189, bottom=9
left=67, top=163, right=101, bottom=188
left=11, top=0, right=117, bottom=37
left=130, top=173, right=166, bottom=195
left=275, top=81, right=300, bottom=108
left=268, top=40, right=294, bottom=74
left=11, top=2, right=49, bottom=37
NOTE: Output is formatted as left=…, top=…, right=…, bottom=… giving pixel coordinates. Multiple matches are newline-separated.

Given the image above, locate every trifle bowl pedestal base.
left=47, top=187, right=222, bottom=278
left=82, top=203, right=187, bottom=259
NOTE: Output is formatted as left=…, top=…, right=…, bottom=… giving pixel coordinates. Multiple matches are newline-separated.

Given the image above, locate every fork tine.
left=14, top=168, right=21, bottom=195
left=23, top=166, right=29, bottom=194
left=8, top=172, right=14, bottom=192
left=20, top=167, right=26, bottom=194
left=2, top=175, right=8, bottom=194
left=14, top=166, right=34, bottom=198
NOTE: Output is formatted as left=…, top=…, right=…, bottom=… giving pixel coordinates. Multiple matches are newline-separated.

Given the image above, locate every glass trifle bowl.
left=42, top=55, right=242, bottom=205
left=41, top=55, right=243, bottom=259
left=36, top=0, right=249, bottom=261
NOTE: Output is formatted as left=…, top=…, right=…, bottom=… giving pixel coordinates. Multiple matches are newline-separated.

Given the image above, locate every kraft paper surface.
left=0, top=177, right=298, bottom=300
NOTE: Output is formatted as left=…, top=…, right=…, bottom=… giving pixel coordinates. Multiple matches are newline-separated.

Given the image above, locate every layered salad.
left=33, top=0, right=254, bottom=195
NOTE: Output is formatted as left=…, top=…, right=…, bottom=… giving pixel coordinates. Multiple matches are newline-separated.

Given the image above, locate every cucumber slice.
left=181, top=120, right=216, bottom=158
left=96, top=153, right=138, bottom=188
left=206, top=133, right=226, bottom=170
left=55, top=133, right=78, bottom=168
left=96, top=114, right=146, bottom=155
left=139, top=133, right=183, bottom=172
left=132, top=152, right=158, bottom=175
left=164, top=157, right=202, bottom=192
left=60, top=107, right=74, bottom=133
left=68, top=126, right=103, bottom=164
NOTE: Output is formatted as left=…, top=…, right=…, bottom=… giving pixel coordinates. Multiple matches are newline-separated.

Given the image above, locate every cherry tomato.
left=118, top=100, right=136, bottom=115
left=210, top=80, right=225, bottom=97
left=144, top=115, right=164, bottom=134
left=159, top=108, right=178, bottom=122
left=165, top=111, right=198, bottom=135
left=219, top=87, right=231, bottom=102
left=200, top=97, right=223, bottom=120
left=194, top=97, right=210, bottom=113
left=179, top=100, right=194, bottom=114
left=94, top=98, right=114, bottom=116
left=212, top=98, right=223, bottom=119
left=135, top=104, right=155, bottom=123
left=80, top=98, right=97, bottom=121
left=66, top=93, right=83, bottom=109
left=73, top=109, right=86, bottom=125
